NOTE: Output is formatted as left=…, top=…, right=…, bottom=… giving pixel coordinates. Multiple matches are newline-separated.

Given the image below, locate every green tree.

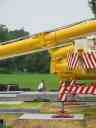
left=0, top=25, right=9, bottom=42
left=9, top=28, right=29, bottom=39
left=89, top=0, right=96, bottom=17
left=0, top=25, right=50, bottom=73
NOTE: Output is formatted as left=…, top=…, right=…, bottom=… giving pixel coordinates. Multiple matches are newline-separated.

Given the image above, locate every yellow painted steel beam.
left=49, top=45, right=73, bottom=58
left=0, top=20, right=96, bottom=60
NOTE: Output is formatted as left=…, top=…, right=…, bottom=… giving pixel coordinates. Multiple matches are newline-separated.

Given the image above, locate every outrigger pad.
left=52, top=114, right=84, bottom=120
left=52, top=114, right=73, bottom=118
left=19, top=114, right=84, bottom=120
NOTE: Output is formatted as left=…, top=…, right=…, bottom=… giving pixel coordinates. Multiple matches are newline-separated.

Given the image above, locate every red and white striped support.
left=82, top=52, right=96, bottom=69
left=67, top=84, right=96, bottom=95
left=58, top=81, right=66, bottom=101
left=67, top=50, right=78, bottom=70
left=67, top=51, right=96, bottom=70
left=58, top=81, right=96, bottom=101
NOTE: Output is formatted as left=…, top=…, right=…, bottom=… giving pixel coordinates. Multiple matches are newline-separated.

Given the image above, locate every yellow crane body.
left=0, top=20, right=95, bottom=60
left=0, top=20, right=96, bottom=80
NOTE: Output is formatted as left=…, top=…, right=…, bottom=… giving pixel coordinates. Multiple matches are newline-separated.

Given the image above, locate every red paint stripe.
left=67, top=85, right=75, bottom=93
left=88, top=53, right=95, bottom=69
left=88, top=53, right=94, bottom=68
left=87, top=86, right=94, bottom=94
left=70, top=80, right=75, bottom=86
left=70, top=53, right=75, bottom=68
left=59, top=86, right=66, bottom=95
left=86, top=86, right=92, bottom=94
left=82, top=52, right=96, bottom=69
left=61, top=94, right=66, bottom=101
left=70, top=85, right=78, bottom=94
left=91, top=52, right=96, bottom=68
left=59, top=83, right=96, bottom=101
left=72, top=54, right=78, bottom=69
left=70, top=52, right=74, bottom=69
left=59, top=89, right=66, bottom=100
left=71, top=53, right=78, bottom=69
left=86, top=53, right=92, bottom=68
left=92, top=86, right=96, bottom=95
left=67, top=51, right=78, bottom=70
left=59, top=86, right=65, bottom=95
left=92, top=52, right=96, bottom=62
left=83, top=53, right=89, bottom=69
left=77, top=86, right=84, bottom=94
left=81, top=86, right=89, bottom=94
left=58, top=84, right=66, bottom=99
left=67, top=50, right=73, bottom=70
left=58, top=81, right=64, bottom=91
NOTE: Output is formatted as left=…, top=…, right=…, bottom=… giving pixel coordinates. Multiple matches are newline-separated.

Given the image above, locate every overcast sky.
left=0, top=0, right=94, bottom=34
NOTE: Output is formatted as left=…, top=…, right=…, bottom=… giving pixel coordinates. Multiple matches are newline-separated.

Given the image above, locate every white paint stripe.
left=67, top=85, right=72, bottom=91
left=92, top=52, right=96, bottom=61
left=76, top=86, right=82, bottom=94
left=70, top=86, right=77, bottom=93
left=90, top=54, right=96, bottom=68
left=69, top=53, right=72, bottom=69
left=67, top=52, right=70, bottom=67
left=67, top=51, right=77, bottom=70
left=86, top=53, right=93, bottom=69
left=67, top=51, right=72, bottom=69
left=59, top=84, right=65, bottom=94
left=59, top=82, right=96, bottom=96
left=83, top=53, right=90, bottom=69
left=61, top=94, right=66, bottom=101
left=87, top=86, right=94, bottom=94
left=70, top=81, right=75, bottom=86
left=81, top=86, right=88, bottom=94
left=71, top=53, right=77, bottom=69
left=72, top=54, right=78, bottom=69
left=71, top=53, right=75, bottom=68
left=69, top=51, right=74, bottom=69
left=93, top=88, right=96, bottom=95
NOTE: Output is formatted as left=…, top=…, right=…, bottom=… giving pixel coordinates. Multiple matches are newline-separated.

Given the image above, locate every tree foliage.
left=89, top=0, right=96, bottom=17
left=0, top=25, right=49, bottom=73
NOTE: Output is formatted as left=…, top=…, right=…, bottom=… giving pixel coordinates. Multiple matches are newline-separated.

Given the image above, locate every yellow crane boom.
left=0, top=20, right=96, bottom=60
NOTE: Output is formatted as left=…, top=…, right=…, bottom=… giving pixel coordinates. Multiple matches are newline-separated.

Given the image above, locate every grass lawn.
left=0, top=73, right=95, bottom=90
left=0, top=73, right=59, bottom=90
left=0, top=102, right=42, bottom=109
